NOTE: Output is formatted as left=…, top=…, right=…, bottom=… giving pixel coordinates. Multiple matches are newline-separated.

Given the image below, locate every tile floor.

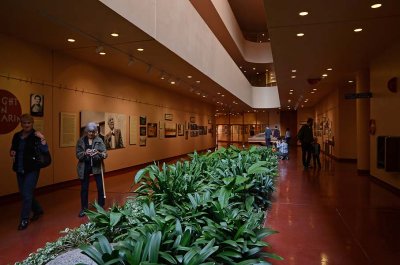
left=0, top=147, right=399, bottom=265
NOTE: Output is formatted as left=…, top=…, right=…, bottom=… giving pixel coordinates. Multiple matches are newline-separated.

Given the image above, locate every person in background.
left=312, top=137, right=321, bottom=168
left=76, top=122, right=107, bottom=217
left=10, top=114, right=47, bottom=230
left=265, top=126, right=272, bottom=147
left=104, top=117, right=123, bottom=149
left=273, top=125, right=280, bottom=139
left=285, top=128, right=291, bottom=145
left=276, top=137, right=289, bottom=160
left=297, top=118, right=314, bottom=169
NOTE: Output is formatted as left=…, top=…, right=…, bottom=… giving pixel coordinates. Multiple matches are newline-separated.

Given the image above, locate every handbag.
left=34, top=141, right=52, bottom=168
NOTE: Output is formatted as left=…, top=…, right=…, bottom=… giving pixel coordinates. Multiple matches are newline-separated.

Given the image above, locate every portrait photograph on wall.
left=140, top=126, right=146, bottom=136
left=147, top=123, right=158, bottom=137
left=140, top=116, right=146, bottom=126
left=104, top=113, right=126, bottom=150
left=30, top=94, right=44, bottom=117
left=164, top=122, right=177, bottom=138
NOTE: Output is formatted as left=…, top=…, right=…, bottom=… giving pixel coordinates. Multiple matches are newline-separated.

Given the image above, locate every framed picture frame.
left=164, top=113, right=173, bottom=121
left=147, top=123, right=158, bottom=137
left=30, top=94, right=44, bottom=117
left=140, top=116, right=146, bottom=126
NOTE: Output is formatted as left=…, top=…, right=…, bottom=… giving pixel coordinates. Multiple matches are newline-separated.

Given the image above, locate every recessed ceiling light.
left=322, top=74, right=328, bottom=77
left=253, top=67, right=256, bottom=70
left=217, top=92, right=221, bottom=95
left=291, top=75, right=296, bottom=78
left=221, top=94, right=225, bottom=97
left=348, top=80, right=354, bottom=83
left=354, top=28, right=363, bottom=32
left=371, top=3, right=382, bottom=9
left=327, top=68, right=333, bottom=71
left=110, top=33, right=119, bottom=37
left=99, top=52, right=106, bottom=55
left=289, top=92, right=293, bottom=95
left=137, top=48, right=144, bottom=51
left=288, top=99, right=291, bottom=103
left=290, top=89, right=294, bottom=91
left=244, top=70, right=247, bottom=73
left=299, top=11, right=309, bottom=16
left=292, top=69, right=297, bottom=73
left=170, top=81, right=175, bottom=85
left=297, top=33, right=305, bottom=37
left=187, top=75, right=192, bottom=78
left=311, top=91, right=315, bottom=94
left=313, top=88, right=317, bottom=91
left=196, top=80, right=200, bottom=83
left=67, top=38, right=75, bottom=43
left=239, top=66, right=242, bottom=68
left=202, top=95, right=206, bottom=98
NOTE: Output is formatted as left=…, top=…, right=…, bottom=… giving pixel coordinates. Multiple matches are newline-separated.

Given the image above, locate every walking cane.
left=100, top=160, right=106, bottom=199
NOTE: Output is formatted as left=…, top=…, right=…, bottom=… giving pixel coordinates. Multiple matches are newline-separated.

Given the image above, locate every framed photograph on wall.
left=178, top=123, right=184, bottom=136
left=139, top=136, right=146, bottom=146
left=140, top=126, right=147, bottom=136
left=165, top=122, right=177, bottom=138
left=104, top=113, right=127, bottom=150
left=147, top=123, right=158, bottom=137
left=140, top=116, right=146, bottom=126
left=30, top=94, right=44, bottom=117
left=164, top=114, right=173, bottom=121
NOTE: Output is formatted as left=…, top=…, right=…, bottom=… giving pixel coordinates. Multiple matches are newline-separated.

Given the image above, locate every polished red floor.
left=1, top=148, right=399, bottom=265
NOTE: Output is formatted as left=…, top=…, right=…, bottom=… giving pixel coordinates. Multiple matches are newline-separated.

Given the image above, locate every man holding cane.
left=76, top=122, right=107, bottom=217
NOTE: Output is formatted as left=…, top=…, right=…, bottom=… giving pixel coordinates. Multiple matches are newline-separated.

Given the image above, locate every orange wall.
left=370, top=40, right=400, bottom=189
left=0, top=34, right=215, bottom=196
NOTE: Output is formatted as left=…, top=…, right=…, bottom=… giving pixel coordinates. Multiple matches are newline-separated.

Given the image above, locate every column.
left=356, top=69, right=370, bottom=174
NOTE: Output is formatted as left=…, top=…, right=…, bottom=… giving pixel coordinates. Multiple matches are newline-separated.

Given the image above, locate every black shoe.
left=18, top=220, right=29, bottom=230
left=31, top=211, right=44, bottom=221
left=78, top=210, right=86, bottom=218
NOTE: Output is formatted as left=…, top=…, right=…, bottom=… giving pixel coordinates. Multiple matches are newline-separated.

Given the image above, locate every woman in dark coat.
left=76, top=122, right=107, bottom=217
left=10, top=114, right=48, bottom=230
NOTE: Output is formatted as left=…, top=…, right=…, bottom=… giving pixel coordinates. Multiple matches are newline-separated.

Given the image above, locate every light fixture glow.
left=110, top=33, right=119, bottom=37
left=187, top=75, right=192, bottom=79
left=170, top=81, right=175, bottom=85
left=291, top=75, right=296, bottom=78
left=299, top=11, right=309, bottom=16
left=371, top=3, right=382, bottom=9
left=313, top=88, right=317, bottom=91
left=327, top=68, right=333, bottom=71
left=354, top=28, right=363, bottom=32
left=67, top=38, right=75, bottom=43
left=292, top=69, right=297, bottom=72
left=137, top=48, right=144, bottom=51
left=297, top=33, right=305, bottom=37
left=196, top=80, right=200, bottom=83
left=290, top=89, right=294, bottom=91
left=348, top=80, right=354, bottom=83
left=322, top=74, right=328, bottom=77
left=99, top=52, right=106, bottom=55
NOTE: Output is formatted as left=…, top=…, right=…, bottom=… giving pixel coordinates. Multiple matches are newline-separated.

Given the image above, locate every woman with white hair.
left=75, top=122, right=107, bottom=217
